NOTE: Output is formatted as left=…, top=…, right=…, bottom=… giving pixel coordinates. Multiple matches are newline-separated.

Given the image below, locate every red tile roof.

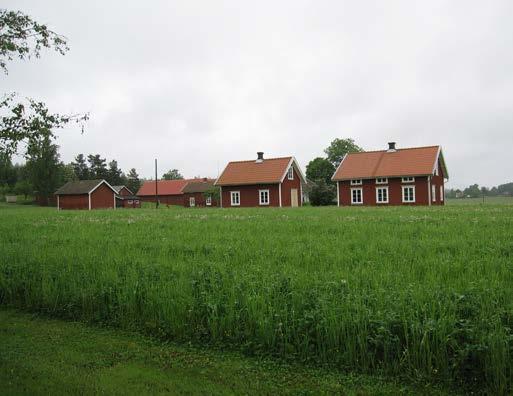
left=215, top=157, right=296, bottom=186
left=332, top=145, right=446, bottom=180
left=137, top=179, right=191, bottom=196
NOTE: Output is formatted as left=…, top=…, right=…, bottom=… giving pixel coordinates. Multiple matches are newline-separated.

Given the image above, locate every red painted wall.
left=430, top=160, right=445, bottom=205
left=183, top=192, right=218, bottom=207
left=122, top=198, right=141, bottom=208
left=91, top=183, right=115, bottom=209
left=140, top=195, right=184, bottom=206
left=338, top=176, right=432, bottom=206
left=58, top=194, right=89, bottom=210
left=280, top=166, right=302, bottom=207
left=118, top=187, right=131, bottom=196
left=221, top=184, right=280, bottom=207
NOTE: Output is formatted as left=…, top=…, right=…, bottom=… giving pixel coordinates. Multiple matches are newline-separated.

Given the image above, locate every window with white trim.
left=259, top=189, right=270, bottom=205
left=350, top=179, right=363, bottom=186
left=402, top=186, right=415, bottom=203
left=432, top=185, right=436, bottom=202
left=287, top=167, right=294, bottom=180
left=206, top=195, right=212, bottom=206
left=128, top=200, right=133, bottom=204
left=440, top=186, right=444, bottom=201
left=376, top=187, right=389, bottom=203
left=230, top=191, right=240, bottom=206
left=401, top=176, right=415, bottom=183
left=351, top=188, right=363, bottom=204
left=376, top=177, right=388, bottom=184
left=189, top=197, right=195, bottom=207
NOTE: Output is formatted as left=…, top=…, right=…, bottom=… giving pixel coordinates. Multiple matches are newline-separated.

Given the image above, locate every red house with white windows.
left=331, top=143, right=448, bottom=206
left=215, top=152, right=306, bottom=208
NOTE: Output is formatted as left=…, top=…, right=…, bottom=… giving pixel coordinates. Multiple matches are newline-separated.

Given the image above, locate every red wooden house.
left=137, top=179, right=191, bottom=205
left=55, top=179, right=117, bottom=210
left=113, top=185, right=140, bottom=208
left=331, top=143, right=448, bottom=206
left=215, top=152, right=306, bottom=208
left=182, top=178, right=218, bottom=207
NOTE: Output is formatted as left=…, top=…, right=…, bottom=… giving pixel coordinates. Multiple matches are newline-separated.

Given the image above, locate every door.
left=291, top=188, right=298, bottom=207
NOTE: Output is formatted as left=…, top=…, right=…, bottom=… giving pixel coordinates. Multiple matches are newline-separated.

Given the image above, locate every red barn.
left=113, top=185, right=141, bottom=208
left=331, top=143, right=448, bottom=206
left=137, top=179, right=192, bottom=206
left=215, top=152, right=306, bottom=208
left=55, top=179, right=117, bottom=210
left=182, top=178, right=219, bottom=207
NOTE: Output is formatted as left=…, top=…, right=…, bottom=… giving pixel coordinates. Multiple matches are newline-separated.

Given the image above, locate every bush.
left=308, top=179, right=336, bottom=206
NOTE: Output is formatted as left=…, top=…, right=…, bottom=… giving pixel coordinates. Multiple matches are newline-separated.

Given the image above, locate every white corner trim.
left=279, top=183, right=282, bottom=207
left=88, top=192, right=91, bottom=210
left=89, top=179, right=118, bottom=195
left=57, top=195, right=60, bottom=210
left=219, top=186, right=223, bottom=208
left=336, top=181, right=340, bottom=207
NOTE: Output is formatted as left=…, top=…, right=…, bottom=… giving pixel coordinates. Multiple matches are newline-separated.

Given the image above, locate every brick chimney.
left=387, top=142, right=397, bottom=152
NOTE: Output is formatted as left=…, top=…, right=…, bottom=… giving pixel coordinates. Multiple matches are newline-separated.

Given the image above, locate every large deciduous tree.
left=324, top=138, right=363, bottom=167
left=306, top=157, right=335, bottom=185
left=162, top=169, right=184, bottom=180
left=0, top=9, right=88, bottom=157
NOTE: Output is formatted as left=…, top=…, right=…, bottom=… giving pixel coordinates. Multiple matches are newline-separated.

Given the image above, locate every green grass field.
left=1, top=203, right=512, bottom=394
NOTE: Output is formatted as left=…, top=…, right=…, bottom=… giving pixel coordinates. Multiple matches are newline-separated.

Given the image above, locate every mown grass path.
left=0, top=309, right=449, bottom=395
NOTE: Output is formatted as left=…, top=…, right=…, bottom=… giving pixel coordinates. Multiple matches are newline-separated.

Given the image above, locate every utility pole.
left=155, top=158, right=159, bottom=209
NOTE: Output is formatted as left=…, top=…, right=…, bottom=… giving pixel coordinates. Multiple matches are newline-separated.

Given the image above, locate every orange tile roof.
left=332, top=146, right=443, bottom=180
left=137, top=179, right=192, bottom=196
left=215, top=157, right=293, bottom=186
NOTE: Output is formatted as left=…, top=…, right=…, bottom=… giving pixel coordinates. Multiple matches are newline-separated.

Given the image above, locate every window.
left=376, top=187, right=389, bottom=203
left=432, top=185, right=436, bottom=202
left=440, top=186, right=444, bottom=202
left=351, top=188, right=363, bottom=204
left=287, top=167, right=294, bottom=180
left=401, top=176, right=415, bottom=183
left=402, top=186, right=415, bottom=203
left=135, top=200, right=139, bottom=205
left=206, top=195, right=212, bottom=206
left=230, top=191, right=240, bottom=206
left=351, top=179, right=363, bottom=186
left=259, top=189, right=270, bottom=205
left=376, top=177, right=388, bottom=184
left=128, top=200, right=133, bottom=204
left=189, top=197, right=195, bottom=207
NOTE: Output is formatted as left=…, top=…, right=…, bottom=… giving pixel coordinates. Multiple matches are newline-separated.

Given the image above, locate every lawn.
left=0, top=203, right=512, bottom=394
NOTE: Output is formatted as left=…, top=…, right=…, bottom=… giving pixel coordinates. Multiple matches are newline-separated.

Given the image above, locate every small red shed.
left=182, top=178, right=219, bottom=207
left=55, top=179, right=117, bottom=210
left=215, top=152, right=306, bottom=208
left=331, top=143, right=448, bottom=207
left=113, top=185, right=141, bottom=208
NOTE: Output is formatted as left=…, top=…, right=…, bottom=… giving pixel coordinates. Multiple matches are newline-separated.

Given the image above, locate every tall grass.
left=1, top=204, right=512, bottom=393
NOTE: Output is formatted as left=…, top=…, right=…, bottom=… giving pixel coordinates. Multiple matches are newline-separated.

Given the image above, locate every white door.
left=291, top=189, right=298, bottom=207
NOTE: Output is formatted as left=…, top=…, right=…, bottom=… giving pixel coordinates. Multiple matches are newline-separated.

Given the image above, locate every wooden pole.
left=155, top=158, right=159, bottom=209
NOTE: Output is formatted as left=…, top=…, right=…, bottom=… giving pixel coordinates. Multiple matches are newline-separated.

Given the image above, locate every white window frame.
left=432, top=185, right=436, bottom=202
left=135, top=200, right=140, bottom=205
left=230, top=191, right=240, bottom=206
left=440, top=186, right=444, bottom=202
left=401, top=176, right=415, bottom=183
left=351, top=187, right=363, bottom=205
left=376, top=187, right=389, bottom=204
left=189, top=197, right=195, bottom=207
left=376, top=177, right=388, bottom=185
left=206, top=195, right=212, bottom=206
left=259, top=189, right=270, bottom=206
left=128, top=200, right=133, bottom=205
left=402, top=186, right=416, bottom=203
left=350, top=179, right=363, bottom=186
left=287, top=166, right=294, bottom=180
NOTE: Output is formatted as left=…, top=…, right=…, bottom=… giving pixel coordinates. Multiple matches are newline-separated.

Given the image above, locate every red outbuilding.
left=331, top=143, right=448, bottom=207
left=55, top=179, right=117, bottom=210
left=137, top=179, right=191, bottom=206
left=215, top=152, right=306, bottom=208
left=182, top=178, right=219, bottom=207
left=113, top=185, right=141, bottom=208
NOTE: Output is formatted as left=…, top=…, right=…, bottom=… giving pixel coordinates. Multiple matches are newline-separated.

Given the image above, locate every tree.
left=324, top=138, right=363, bottom=167
left=0, top=151, right=16, bottom=186
left=59, top=163, right=77, bottom=184
left=71, top=154, right=89, bottom=180
left=106, top=160, right=125, bottom=185
left=14, top=178, right=32, bottom=199
left=308, top=179, right=336, bottom=206
left=126, top=168, right=141, bottom=194
left=463, top=184, right=481, bottom=198
left=0, top=10, right=88, bottom=156
left=25, top=135, right=61, bottom=205
left=203, top=186, right=220, bottom=202
left=306, top=157, right=335, bottom=185
left=87, top=154, right=107, bottom=179
left=162, top=169, right=183, bottom=180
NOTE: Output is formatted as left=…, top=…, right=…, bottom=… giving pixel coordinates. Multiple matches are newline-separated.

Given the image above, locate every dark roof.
left=116, top=195, right=139, bottom=200
left=112, top=185, right=134, bottom=195
left=182, top=179, right=216, bottom=193
left=55, top=180, right=114, bottom=195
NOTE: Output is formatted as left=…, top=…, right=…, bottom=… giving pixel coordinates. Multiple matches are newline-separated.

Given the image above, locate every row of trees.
left=446, top=183, right=513, bottom=199
left=305, top=138, right=363, bottom=206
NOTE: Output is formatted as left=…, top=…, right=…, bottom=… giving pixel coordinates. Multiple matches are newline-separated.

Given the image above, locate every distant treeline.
left=446, top=182, right=513, bottom=198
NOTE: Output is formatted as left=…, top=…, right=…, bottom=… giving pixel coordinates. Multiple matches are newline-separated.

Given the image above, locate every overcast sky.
left=4, top=1, right=513, bottom=188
